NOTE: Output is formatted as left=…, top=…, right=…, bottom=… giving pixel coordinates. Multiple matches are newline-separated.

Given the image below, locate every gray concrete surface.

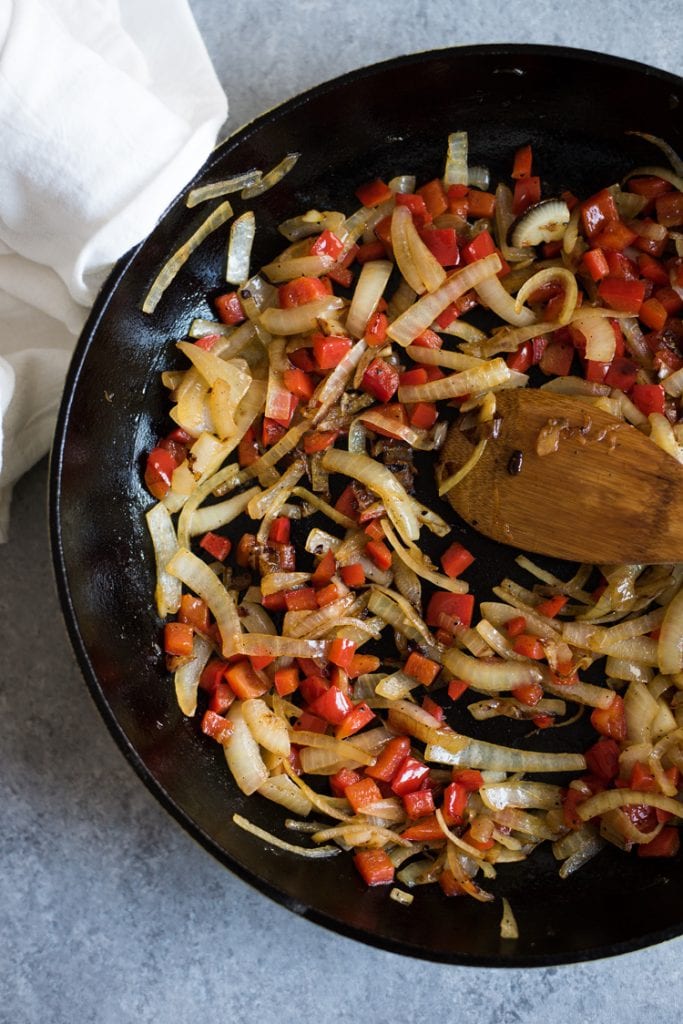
left=2, top=2, right=683, bottom=1021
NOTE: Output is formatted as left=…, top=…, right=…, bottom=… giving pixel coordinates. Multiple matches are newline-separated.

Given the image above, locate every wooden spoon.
left=438, top=388, right=683, bottom=564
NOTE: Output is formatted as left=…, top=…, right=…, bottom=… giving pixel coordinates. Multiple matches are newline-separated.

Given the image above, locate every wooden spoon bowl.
left=439, top=389, right=683, bottom=564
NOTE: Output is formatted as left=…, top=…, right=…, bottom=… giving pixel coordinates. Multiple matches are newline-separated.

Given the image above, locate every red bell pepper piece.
left=638, top=827, right=680, bottom=858
left=208, top=681, right=236, bottom=714
left=329, top=767, right=362, bottom=797
left=366, top=735, right=411, bottom=782
left=144, top=446, right=178, bottom=500
left=630, top=382, right=665, bottom=416
left=403, top=651, right=440, bottom=687
left=401, top=814, right=446, bottom=841
left=201, top=709, right=234, bottom=745
left=447, top=679, right=469, bottom=701
left=278, top=276, right=331, bottom=308
left=163, top=621, right=194, bottom=657
left=511, top=144, right=533, bottom=179
left=582, top=247, right=610, bottom=281
left=224, top=659, right=269, bottom=700
left=355, top=178, right=393, bottom=207
left=442, top=781, right=468, bottom=825
left=506, top=615, right=527, bottom=637
left=597, top=277, right=646, bottom=314
left=534, top=595, right=569, bottom=618
left=310, top=229, right=344, bottom=260
left=357, top=240, right=388, bottom=263
left=512, top=681, right=544, bottom=706
left=335, top=701, right=375, bottom=740
left=409, top=401, right=438, bottom=429
left=282, top=367, right=315, bottom=400
left=361, top=358, right=400, bottom=402
left=403, top=786, right=436, bottom=819
left=603, top=356, right=638, bottom=392
left=539, top=336, right=574, bottom=377
left=273, top=665, right=300, bottom=697
left=395, top=191, right=432, bottom=228
left=417, top=178, right=448, bottom=218
left=178, top=594, right=210, bottom=633
left=590, top=694, right=627, bottom=742
left=310, top=549, right=336, bottom=588
left=309, top=684, right=353, bottom=726
left=426, top=591, right=475, bottom=629
left=655, top=192, right=683, bottom=227
left=592, top=219, right=638, bottom=252
left=238, top=425, right=260, bottom=467
left=511, top=634, right=545, bottom=659
left=452, top=769, right=484, bottom=791
left=365, top=539, right=392, bottom=572
left=440, top=541, right=475, bottom=578
left=512, top=175, right=541, bottom=215
left=284, top=587, right=319, bottom=612
left=412, top=328, right=443, bottom=349
left=639, top=297, right=669, bottom=332
left=268, top=516, right=291, bottom=545
left=339, top=562, right=366, bottom=588
left=302, top=429, right=340, bottom=455
left=312, top=332, right=353, bottom=369
left=214, top=290, right=245, bottom=325
left=199, top=531, right=232, bottom=562
left=390, top=755, right=430, bottom=795
left=419, top=226, right=459, bottom=266
left=345, top=776, right=383, bottom=812
left=353, top=848, right=395, bottom=885
left=581, top=188, right=619, bottom=239
left=328, top=637, right=357, bottom=671
left=461, top=229, right=509, bottom=275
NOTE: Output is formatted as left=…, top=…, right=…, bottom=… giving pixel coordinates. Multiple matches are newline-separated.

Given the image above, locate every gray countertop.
left=2, top=3, right=683, bottom=1021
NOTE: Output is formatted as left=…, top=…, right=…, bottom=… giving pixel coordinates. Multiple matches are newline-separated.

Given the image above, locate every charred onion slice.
left=510, top=198, right=571, bottom=248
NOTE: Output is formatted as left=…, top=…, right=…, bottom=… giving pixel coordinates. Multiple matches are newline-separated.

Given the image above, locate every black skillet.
left=50, top=45, right=683, bottom=966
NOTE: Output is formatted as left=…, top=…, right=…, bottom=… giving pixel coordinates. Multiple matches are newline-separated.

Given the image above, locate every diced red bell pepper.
left=312, top=332, right=353, bottom=369
left=403, top=651, right=440, bottom=687
left=630, top=382, right=665, bottom=416
left=364, top=309, right=389, bottom=347
left=590, top=694, right=627, bottom=742
left=419, top=226, right=459, bottom=266
left=328, top=637, right=357, bottom=672
left=224, top=659, right=269, bottom=700
left=345, top=776, right=383, bottom=812
left=581, top=188, right=619, bottom=239
left=512, top=681, right=544, bottom=706
left=339, top=562, right=366, bottom=588
left=284, top=587, right=319, bottom=612
left=310, top=549, right=336, bottom=588
left=655, top=192, right=683, bottom=227
left=597, top=277, right=646, bottom=314
left=603, top=356, right=638, bottom=392
left=467, top=190, right=496, bottom=219
left=452, top=769, right=484, bottom=791
left=461, top=230, right=509, bottom=275
left=582, top=247, right=610, bottom=282
left=390, top=755, right=431, bottom=796
left=440, top=541, right=475, bottom=578
left=366, top=735, right=411, bottom=782
left=282, top=367, right=315, bottom=400
left=164, top=621, right=194, bottom=657
left=353, top=848, right=395, bottom=886
left=238, top=425, right=259, bottom=467
left=278, top=276, right=331, bottom=308
left=417, top=178, right=448, bottom=218
left=357, top=240, right=388, bottom=264
left=336, top=701, right=375, bottom=740
left=144, top=446, right=178, bottom=500
left=512, top=143, right=533, bottom=179
left=355, top=178, right=393, bottom=207
left=395, top=191, right=432, bottom=228
left=178, top=594, right=210, bottom=633
left=511, top=634, right=545, bottom=660
left=403, top=786, right=436, bottom=819
left=329, top=766, right=363, bottom=797
left=512, top=175, right=541, bottom=215
left=401, top=815, right=446, bottom=841
left=363, top=538, right=391, bottom=572
left=298, top=673, right=328, bottom=706
left=562, top=787, right=587, bottom=830
left=199, top=531, right=232, bottom=562
left=637, top=826, right=680, bottom=858
left=534, top=595, right=569, bottom=619
left=293, top=711, right=328, bottom=734
left=507, top=341, right=534, bottom=373
left=261, top=417, right=287, bottom=448
left=361, top=358, right=400, bottom=403
left=201, top=709, right=234, bottom=745
left=629, top=760, right=658, bottom=792
left=639, top=297, right=669, bottom=332
left=412, top=328, right=443, bottom=349
left=538, top=336, right=574, bottom=377
left=303, top=429, right=340, bottom=455
left=309, top=684, right=353, bottom=726
left=447, top=679, right=469, bottom=701
left=214, top=290, right=245, bottom=325
left=506, top=615, right=527, bottom=637
left=442, top=781, right=468, bottom=825
left=268, top=516, right=291, bottom=545
left=592, top=219, right=638, bottom=252
left=310, top=229, right=344, bottom=260
left=273, top=665, right=300, bottom=697
left=409, top=401, right=438, bottom=429
left=208, top=681, right=236, bottom=714
left=638, top=252, right=670, bottom=286
left=200, top=657, right=228, bottom=692
left=316, top=580, right=347, bottom=607
left=426, top=591, right=475, bottom=629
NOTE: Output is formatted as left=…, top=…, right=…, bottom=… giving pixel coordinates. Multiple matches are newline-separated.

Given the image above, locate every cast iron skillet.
left=50, top=45, right=683, bottom=966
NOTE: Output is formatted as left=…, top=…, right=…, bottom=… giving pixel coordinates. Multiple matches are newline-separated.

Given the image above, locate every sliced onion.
left=405, top=345, right=484, bottom=371
left=480, top=782, right=562, bottom=811
left=388, top=253, right=502, bottom=346
left=385, top=700, right=468, bottom=754
left=233, top=813, right=339, bottom=857
left=224, top=702, right=269, bottom=795
left=240, top=152, right=299, bottom=198
left=259, top=296, right=345, bottom=335
left=232, top=633, right=329, bottom=660
left=515, top=267, right=578, bottom=325
left=241, top=698, right=291, bottom=758
left=145, top=502, right=181, bottom=616
left=578, top=787, right=683, bottom=823
left=345, top=259, right=393, bottom=338
left=659, top=584, right=683, bottom=675
left=442, top=647, right=543, bottom=691
left=426, top=736, right=586, bottom=773
left=310, top=339, right=368, bottom=425
left=186, top=170, right=263, bottom=207
left=444, top=131, right=468, bottom=186
left=475, top=272, right=536, bottom=327
left=174, top=632, right=212, bottom=717
left=257, top=775, right=313, bottom=817
left=500, top=898, right=520, bottom=939
left=278, top=209, right=346, bottom=242
left=226, top=210, right=256, bottom=285
left=381, top=520, right=468, bottom=594
left=166, top=547, right=242, bottom=657
left=437, top=437, right=488, bottom=496
left=398, top=357, right=510, bottom=404
left=189, top=487, right=259, bottom=537
left=142, top=201, right=233, bottom=314
left=322, top=448, right=419, bottom=543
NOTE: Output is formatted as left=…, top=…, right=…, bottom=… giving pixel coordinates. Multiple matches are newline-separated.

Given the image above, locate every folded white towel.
left=0, top=0, right=228, bottom=538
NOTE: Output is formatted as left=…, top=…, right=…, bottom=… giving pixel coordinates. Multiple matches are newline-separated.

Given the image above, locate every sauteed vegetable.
left=142, top=133, right=683, bottom=921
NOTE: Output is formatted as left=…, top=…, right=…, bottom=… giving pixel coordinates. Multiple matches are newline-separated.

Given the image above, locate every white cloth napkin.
left=0, top=0, right=228, bottom=539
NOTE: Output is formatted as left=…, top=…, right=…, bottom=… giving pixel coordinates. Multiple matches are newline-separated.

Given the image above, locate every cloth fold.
left=0, top=0, right=228, bottom=538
